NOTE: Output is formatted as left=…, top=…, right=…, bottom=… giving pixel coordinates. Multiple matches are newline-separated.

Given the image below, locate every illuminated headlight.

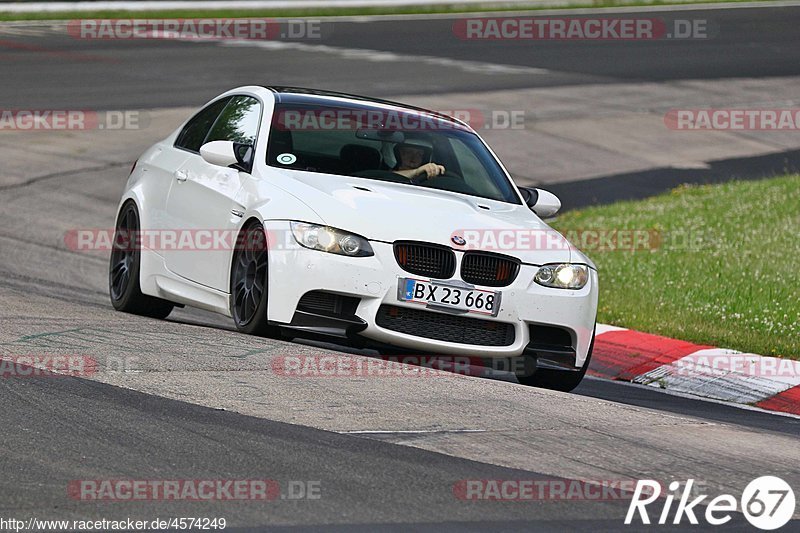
left=534, top=264, right=589, bottom=290
left=290, top=222, right=373, bottom=257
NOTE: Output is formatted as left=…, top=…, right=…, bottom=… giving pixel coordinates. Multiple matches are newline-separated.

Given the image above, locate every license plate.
left=398, top=278, right=501, bottom=317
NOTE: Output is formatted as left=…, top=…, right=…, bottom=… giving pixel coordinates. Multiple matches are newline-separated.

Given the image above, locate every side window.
left=175, top=97, right=232, bottom=152
left=204, top=96, right=262, bottom=146
left=292, top=130, right=358, bottom=156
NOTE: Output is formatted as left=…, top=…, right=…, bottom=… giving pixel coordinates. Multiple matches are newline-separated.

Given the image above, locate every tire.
left=518, top=327, right=595, bottom=392
left=230, top=220, right=282, bottom=338
left=109, top=202, right=174, bottom=319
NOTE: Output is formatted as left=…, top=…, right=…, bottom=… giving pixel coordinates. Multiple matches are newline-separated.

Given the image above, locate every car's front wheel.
left=109, top=201, right=174, bottom=319
left=518, top=328, right=595, bottom=392
left=230, top=220, right=282, bottom=338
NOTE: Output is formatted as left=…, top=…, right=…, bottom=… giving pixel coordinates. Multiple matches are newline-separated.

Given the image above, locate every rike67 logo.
left=626, top=476, right=795, bottom=530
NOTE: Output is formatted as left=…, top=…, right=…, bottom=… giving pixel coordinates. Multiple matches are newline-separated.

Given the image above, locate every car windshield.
left=266, top=102, right=521, bottom=204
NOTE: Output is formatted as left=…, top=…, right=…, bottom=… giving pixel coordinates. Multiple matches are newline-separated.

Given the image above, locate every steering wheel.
left=411, top=170, right=462, bottom=184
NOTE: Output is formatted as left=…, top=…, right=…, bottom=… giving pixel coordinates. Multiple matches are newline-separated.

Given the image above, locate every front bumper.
left=264, top=221, right=598, bottom=368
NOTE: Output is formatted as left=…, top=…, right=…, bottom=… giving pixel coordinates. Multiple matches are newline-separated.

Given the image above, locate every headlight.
left=290, top=222, right=374, bottom=257
left=534, top=264, right=589, bottom=290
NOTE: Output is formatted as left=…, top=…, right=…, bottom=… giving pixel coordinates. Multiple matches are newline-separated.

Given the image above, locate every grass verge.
left=552, top=175, right=800, bottom=359
left=0, top=0, right=779, bottom=22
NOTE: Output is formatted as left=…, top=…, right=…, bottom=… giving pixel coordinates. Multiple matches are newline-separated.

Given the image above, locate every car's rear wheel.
left=518, top=328, right=595, bottom=392
left=230, top=220, right=281, bottom=338
left=109, top=202, right=174, bottom=319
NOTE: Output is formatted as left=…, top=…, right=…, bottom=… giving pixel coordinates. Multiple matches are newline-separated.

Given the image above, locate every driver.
left=392, top=140, right=445, bottom=182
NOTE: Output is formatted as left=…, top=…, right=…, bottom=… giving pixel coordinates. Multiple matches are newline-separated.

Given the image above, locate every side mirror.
left=200, top=141, right=238, bottom=167
left=200, top=140, right=254, bottom=172
left=519, top=187, right=561, bottom=218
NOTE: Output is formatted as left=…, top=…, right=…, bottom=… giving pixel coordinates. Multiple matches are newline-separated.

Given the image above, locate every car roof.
left=263, top=86, right=468, bottom=129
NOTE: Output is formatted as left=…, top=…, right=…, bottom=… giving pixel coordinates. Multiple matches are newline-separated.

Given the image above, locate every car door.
left=164, top=95, right=262, bottom=291
left=141, top=98, right=232, bottom=232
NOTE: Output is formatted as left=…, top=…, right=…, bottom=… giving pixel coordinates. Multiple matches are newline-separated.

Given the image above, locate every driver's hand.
left=415, top=163, right=446, bottom=180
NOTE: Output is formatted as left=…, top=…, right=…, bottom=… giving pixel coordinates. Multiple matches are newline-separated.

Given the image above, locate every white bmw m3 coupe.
left=110, top=86, right=598, bottom=391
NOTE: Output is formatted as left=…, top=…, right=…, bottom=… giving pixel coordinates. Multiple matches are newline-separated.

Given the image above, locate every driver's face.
left=398, top=146, right=425, bottom=168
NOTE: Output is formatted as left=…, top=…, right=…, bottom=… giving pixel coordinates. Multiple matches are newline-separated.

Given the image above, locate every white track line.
left=0, top=0, right=561, bottom=12
left=3, top=1, right=800, bottom=17
left=634, top=348, right=800, bottom=404
left=219, top=39, right=552, bottom=75
left=595, top=324, right=628, bottom=336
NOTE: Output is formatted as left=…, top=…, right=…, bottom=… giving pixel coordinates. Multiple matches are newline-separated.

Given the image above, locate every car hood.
left=271, top=170, right=574, bottom=264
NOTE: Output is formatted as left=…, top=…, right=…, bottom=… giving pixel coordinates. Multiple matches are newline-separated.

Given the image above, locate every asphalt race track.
left=0, top=4, right=799, bottom=531
left=1, top=6, right=799, bottom=108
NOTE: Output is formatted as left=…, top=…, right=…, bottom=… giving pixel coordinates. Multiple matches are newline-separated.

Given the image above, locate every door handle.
left=174, top=169, right=188, bottom=182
